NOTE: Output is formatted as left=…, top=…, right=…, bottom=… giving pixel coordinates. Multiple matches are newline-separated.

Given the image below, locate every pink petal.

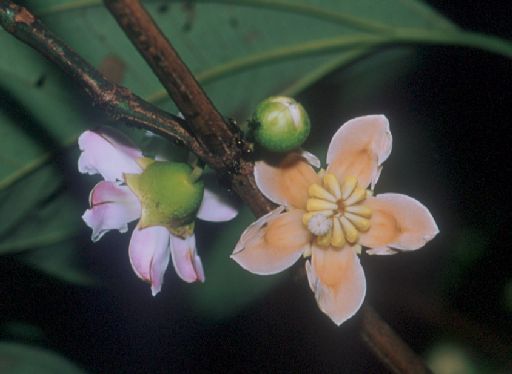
left=82, top=181, right=141, bottom=242
left=306, top=246, right=366, bottom=326
left=326, top=115, right=392, bottom=189
left=231, top=207, right=310, bottom=275
left=170, top=234, right=205, bottom=283
left=254, top=152, right=320, bottom=209
left=196, top=173, right=239, bottom=222
left=128, top=225, right=171, bottom=296
left=360, top=193, right=439, bottom=253
left=78, top=130, right=142, bottom=182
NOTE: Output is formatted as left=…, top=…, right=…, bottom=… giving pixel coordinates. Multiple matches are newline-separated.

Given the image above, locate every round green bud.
left=125, top=161, right=204, bottom=232
left=251, top=96, right=310, bottom=152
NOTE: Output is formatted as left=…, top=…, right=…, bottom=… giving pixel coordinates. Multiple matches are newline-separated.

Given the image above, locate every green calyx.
left=125, top=160, right=204, bottom=235
left=251, top=96, right=311, bottom=152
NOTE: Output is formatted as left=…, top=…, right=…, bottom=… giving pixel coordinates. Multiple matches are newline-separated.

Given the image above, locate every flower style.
left=78, top=129, right=238, bottom=295
left=231, top=115, right=439, bottom=325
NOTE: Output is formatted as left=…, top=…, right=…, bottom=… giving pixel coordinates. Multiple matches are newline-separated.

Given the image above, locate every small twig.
left=103, top=0, right=239, bottom=164
left=0, top=0, right=215, bottom=166
left=103, top=0, right=274, bottom=217
left=361, top=306, right=432, bottom=373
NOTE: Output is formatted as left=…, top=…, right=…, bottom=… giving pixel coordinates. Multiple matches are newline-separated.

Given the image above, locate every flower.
left=231, top=115, right=439, bottom=325
left=78, top=129, right=238, bottom=295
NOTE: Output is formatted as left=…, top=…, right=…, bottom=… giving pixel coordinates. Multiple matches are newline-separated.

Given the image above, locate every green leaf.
left=0, top=176, right=81, bottom=254
left=0, top=322, right=45, bottom=343
left=19, top=240, right=97, bottom=286
left=0, top=342, right=88, bottom=374
left=190, top=206, right=284, bottom=319
left=29, top=0, right=458, bottom=117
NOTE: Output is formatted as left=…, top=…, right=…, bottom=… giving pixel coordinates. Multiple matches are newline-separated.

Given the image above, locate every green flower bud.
left=125, top=161, right=204, bottom=236
left=251, top=96, right=310, bottom=152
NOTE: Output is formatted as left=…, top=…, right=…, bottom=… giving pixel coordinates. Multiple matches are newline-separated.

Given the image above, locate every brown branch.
left=103, top=0, right=274, bottom=217
left=102, top=1, right=432, bottom=373
left=103, top=0, right=236, bottom=161
left=0, top=0, right=215, bottom=166
left=361, top=306, right=432, bottom=373
left=1, top=0, right=432, bottom=372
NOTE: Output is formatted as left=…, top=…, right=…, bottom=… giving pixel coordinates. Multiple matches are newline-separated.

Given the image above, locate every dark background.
left=1, top=1, right=512, bottom=373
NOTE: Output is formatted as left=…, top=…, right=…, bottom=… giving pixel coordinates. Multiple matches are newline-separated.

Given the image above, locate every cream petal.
left=366, top=247, right=398, bottom=255
left=82, top=181, right=141, bottom=242
left=128, top=225, right=171, bottom=296
left=306, top=246, right=366, bottom=326
left=254, top=152, right=320, bottom=209
left=196, top=173, right=239, bottom=222
left=326, top=115, right=392, bottom=189
left=300, top=149, right=321, bottom=169
left=78, top=130, right=143, bottom=182
left=231, top=207, right=310, bottom=275
left=170, top=234, right=205, bottom=283
left=360, top=194, right=439, bottom=253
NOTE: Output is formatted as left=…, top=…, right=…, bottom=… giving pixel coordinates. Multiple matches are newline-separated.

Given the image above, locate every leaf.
left=0, top=175, right=81, bottom=254
left=0, top=342, right=88, bottom=374
left=30, top=0, right=457, bottom=118
left=19, top=240, right=97, bottom=286
left=190, top=206, right=284, bottom=319
left=0, top=322, right=46, bottom=343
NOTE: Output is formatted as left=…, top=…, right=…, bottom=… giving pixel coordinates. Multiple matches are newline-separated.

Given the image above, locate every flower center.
left=303, top=173, right=372, bottom=248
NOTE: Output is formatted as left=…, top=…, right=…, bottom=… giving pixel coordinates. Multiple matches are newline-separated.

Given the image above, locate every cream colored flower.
left=231, top=115, right=439, bottom=325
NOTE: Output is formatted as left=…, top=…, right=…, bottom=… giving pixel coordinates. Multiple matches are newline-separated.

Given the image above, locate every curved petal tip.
left=171, top=234, right=205, bottom=283
left=307, top=247, right=366, bottom=325
left=231, top=206, right=309, bottom=275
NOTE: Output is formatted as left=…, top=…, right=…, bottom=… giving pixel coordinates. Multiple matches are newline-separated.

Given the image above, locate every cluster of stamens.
left=303, top=173, right=372, bottom=248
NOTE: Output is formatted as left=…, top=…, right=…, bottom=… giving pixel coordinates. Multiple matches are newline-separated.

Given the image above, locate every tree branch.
left=0, top=1, right=432, bottom=372
left=102, top=0, right=273, bottom=217
left=103, top=0, right=239, bottom=162
left=361, top=306, right=431, bottom=373
left=0, top=0, right=215, bottom=166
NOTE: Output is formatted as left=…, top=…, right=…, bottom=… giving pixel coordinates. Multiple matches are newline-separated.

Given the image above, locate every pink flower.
left=231, top=115, right=439, bottom=325
left=78, top=129, right=238, bottom=295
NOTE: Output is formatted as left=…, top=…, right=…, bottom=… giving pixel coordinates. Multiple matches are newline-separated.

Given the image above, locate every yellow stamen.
left=308, top=183, right=336, bottom=202
left=331, top=217, right=345, bottom=248
left=345, top=186, right=366, bottom=205
left=306, top=198, right=338, bottom=211
left=341, top=176, right=358, bottom=199
left=345, top=205, right=372, bottom=218
left=302, top=210, right=332, bottom=225
left=303, top=173, right=372, bottom=251
left=339, top=216, right=359, bottom=244
left=316, top=229, right=332, bottom=247
left=323, top=173, right=341, bottom=199
left=345, top=212, right=371, bottom=232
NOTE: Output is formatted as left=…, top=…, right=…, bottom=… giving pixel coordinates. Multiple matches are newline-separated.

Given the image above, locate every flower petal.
left=306, top=246, right=366, bottom=325
left=128, top=225, right=171, bottom=296
left=360, top=193, right=439, bottom=253
left=170, top=234, right=205, bottom=283
left=326, top=115, right=392, bottom=189
left=82, top=181, right=141, bottom=242
left=231, top=207, right=310, bottom=275
left=254, top=152, right=320, bottom=209
left=196, top=173, right=239, bottom=222
left=78, top=130, right=143, bottom=182
left=300, top=149, right=321, bottom=169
